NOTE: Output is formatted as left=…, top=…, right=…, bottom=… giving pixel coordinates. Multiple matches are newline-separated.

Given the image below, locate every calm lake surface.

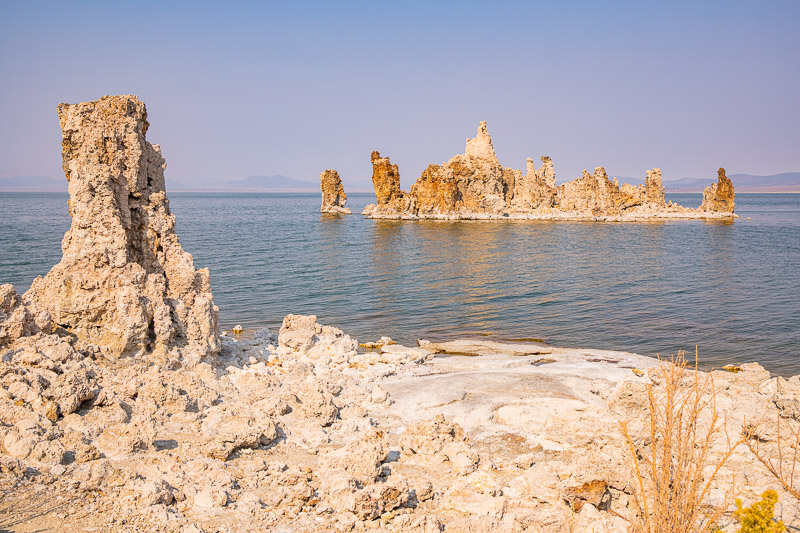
left=1, top=192, right=799, bottom=375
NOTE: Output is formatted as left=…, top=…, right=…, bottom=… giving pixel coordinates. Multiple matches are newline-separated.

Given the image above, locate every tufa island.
left=322, top=121, right=735, bottom=221
left=2, top=96, right=798, bottom=533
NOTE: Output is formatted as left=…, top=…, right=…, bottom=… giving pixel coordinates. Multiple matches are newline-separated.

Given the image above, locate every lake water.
left=1, top=192, right=799, bottom=375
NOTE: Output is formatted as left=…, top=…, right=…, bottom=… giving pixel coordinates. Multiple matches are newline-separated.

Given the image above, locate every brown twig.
left=745, top=414, right=800, bottom=502
left=620, top=349, right=742, bottom=532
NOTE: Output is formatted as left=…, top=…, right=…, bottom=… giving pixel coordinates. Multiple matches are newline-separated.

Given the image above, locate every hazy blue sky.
left=1, top=1, right=798, bottom=189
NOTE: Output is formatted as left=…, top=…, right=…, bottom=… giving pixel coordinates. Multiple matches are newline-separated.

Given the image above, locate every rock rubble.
left=3, top=307, right=800, bottom=532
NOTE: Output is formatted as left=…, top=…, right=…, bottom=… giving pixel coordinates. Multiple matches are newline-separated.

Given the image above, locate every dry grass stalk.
left=745, top=414, right=800, bottom=502
left=620, top=349, right=740, bottom=533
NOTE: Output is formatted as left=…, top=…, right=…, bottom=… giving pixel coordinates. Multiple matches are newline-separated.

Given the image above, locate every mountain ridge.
left=3, top=172, right=799, bottom=193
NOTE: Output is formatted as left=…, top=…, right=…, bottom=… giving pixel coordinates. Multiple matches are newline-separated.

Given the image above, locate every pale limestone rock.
left=277, top=313, right=358, bottom=360
left=360, top=335, right=395, bottom=348
left=618, top=167, right=667, bottom=210
left=389, top=514, right=444, bottom=532
left=277, top=314, right=319, bottom=352
left=130, top=479, right=175, bottom=507
left=557, top=167, right=624, bottom=215
left=759, top=374, right=800, bottom=420
left=573, top=503, right=629, bottom=533
left=418, top=338, right=550, bottom=357
left=201, top=402, right=278, bottom=460
left=10, top=333, right=82, bottom=365
left=3, top=418, right=66, bottom=466
left=42, top=368, right=96, bottom=418
left=319, top=430, right=388, bottom=483
left=400, top=414, right=480, bottom=475
left=370, top=384, right=390, bottom=404
left=512, top=156, right=557, bottom=210
left=645, top=167, right=666, bottom=205
left=320, top=169, right=351, bottom=214
left=23, top=95, right=219, bottom=358
left=293, top=380, right=340, bottom=426
left=94, top=417, right=154, bottom=459
left=0, top=284, right=49, bottom=347
left=465, top=121, right=498, bottom=160
left=537, top=155, right=556, bottom=189
left=379, top=344, right=434, bottom=364
left=193, top=486, right=228, bottom=509
left=320, top=472, right=410, bottom=520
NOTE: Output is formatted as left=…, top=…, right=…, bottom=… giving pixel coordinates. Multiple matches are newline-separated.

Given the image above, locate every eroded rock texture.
left=410, top=121, right=514, bottom=216
left=0, top=284, right=50, bottom=348
left=368, top=151, right=407, bottom=215
left=645, top=168, right=667, bottom=205
left=700, top=167, right=736, bottom=213
left=511, top=156, right=557, bottom=211
left=320, top=170, right=351, bottom=214
left=557, top=167, right=625, bottom=216
left=362, top=122, right=735, bottom=220
left=23, top=95, right=219, bottom=358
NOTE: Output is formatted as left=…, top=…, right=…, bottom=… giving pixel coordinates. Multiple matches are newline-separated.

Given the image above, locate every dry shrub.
left=745, top=415, right=800, bottom=502
left=620, top=349, right=740, bottom=532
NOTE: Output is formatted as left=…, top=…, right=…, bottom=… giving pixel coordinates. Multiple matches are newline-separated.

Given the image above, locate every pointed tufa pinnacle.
left=369, top=151, right=404, bottom=207
left=700, top=167, right=735, bottom=213
left=464, top=121, right=499, bottom=162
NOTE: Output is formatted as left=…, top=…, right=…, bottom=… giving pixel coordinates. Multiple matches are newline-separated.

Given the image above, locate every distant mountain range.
left=169, top=174, right=320, bottom=192
left=0, top=175, right=68, bottom=192
left=574, top=172, right=800, bottom=193
left=3, top=172, right=799, bottom=193
left=666, top=172, right=800, bottom=193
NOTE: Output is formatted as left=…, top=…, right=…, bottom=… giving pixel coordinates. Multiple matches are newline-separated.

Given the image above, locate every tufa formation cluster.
left=360, top=122, right=735, bottom=221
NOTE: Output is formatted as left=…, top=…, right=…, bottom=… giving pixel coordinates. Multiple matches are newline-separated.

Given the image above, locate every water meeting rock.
left=362, top=121, right=736, bottom=220
left=367, top=150, right=408, bottom=216
left=23, top=95, right=220, bottom=358
left=700, top=167, right=736, bottom=213
left=320, top=169, right=351, bottom=214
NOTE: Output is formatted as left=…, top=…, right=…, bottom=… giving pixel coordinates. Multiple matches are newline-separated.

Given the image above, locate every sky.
left=1, top=0, right=799, bottom=189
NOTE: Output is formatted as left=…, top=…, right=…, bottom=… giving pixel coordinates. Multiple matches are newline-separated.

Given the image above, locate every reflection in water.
left=1, top=192, right=799, bottom=374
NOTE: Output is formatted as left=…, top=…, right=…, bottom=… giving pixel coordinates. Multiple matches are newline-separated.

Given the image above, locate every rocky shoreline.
left=3, top=315, right=800, bottom=532
left=0, top=96, right=794, bottom=532
left=324, top=121, right=736, bottom=221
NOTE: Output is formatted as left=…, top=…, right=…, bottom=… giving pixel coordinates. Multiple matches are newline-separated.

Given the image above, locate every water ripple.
left=1, top=192, right=799, bottom=374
